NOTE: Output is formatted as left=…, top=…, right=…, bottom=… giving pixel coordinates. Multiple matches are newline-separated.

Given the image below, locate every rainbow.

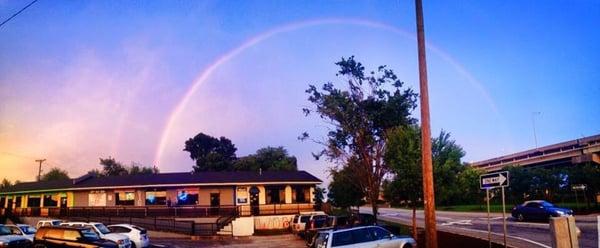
left=152, top=17, right=507, bottom=167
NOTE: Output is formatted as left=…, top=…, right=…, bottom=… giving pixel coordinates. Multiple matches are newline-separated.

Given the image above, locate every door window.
left=331, top=230, right=353, bottom=247
left=372, top=227, right=391, bottom=240
left=351, top=228, right=375, bottom=243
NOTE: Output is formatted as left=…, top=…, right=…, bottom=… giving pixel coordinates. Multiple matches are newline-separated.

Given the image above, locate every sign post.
left=571, top=184, right=587, bottom=211
left=480, top=171, right=510, bottom=248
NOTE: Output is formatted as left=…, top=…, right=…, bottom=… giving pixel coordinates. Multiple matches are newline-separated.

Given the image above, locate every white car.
left=108, top=224, right=150, bottom=248
left=291, top=212, right=328, bottom=235
left=0, top=225, right=32, bottom=247
left=35, top=219, right=63, bottom=229
left=61, top=222, right=132, bottom=248
left=4, top=224, right=36, bottom=241
left=313, top=226, right=416, bottom=248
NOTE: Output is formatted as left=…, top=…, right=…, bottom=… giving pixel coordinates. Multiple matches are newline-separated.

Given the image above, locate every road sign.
left=480, top=171, right=509, bottom=189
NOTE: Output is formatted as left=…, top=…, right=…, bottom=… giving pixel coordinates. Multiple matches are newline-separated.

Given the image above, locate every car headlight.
left=555, top=210, right=565, bottom=216
left=118, top=239, right=125, bottom=244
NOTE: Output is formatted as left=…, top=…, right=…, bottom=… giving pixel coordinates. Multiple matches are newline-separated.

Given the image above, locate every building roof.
left=0, top=171, right=322, bottom=195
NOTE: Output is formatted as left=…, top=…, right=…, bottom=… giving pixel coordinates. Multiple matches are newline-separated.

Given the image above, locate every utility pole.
left=35, top=159, right=46, bottom=181
left=414, top=0, right=438, bottom=248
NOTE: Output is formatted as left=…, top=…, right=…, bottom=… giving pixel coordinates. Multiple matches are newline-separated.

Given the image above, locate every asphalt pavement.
left=362, top=207, right=599, bottom=248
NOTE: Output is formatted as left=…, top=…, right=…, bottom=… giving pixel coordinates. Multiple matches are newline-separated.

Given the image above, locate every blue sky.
left=1, top=0, right=599, bottom=183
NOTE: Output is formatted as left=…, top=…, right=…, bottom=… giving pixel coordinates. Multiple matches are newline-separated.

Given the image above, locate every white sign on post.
left=480, top=171, right=510, bottom=248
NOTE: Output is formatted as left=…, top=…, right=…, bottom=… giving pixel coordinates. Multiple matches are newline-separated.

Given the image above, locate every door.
left=60, top=197, right=68, bottom=216
left=249, top=187, right=260, bottom=215
left=6, top=198, right=13, bottom=212
left=210, top=193, right=220, bottom=215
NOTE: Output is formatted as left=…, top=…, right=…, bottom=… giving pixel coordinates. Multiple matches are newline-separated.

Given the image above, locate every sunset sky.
left=1, top=1, right=599, bottom=184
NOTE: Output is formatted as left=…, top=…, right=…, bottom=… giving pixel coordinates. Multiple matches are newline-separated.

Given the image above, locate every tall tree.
left=313, top=186, right=326, bottom=211
left=327, top=164, right=366, bottom=211
left=234, top=146, right=297, bottom=171
left=384, top=125, right=422, bottom=239
left=129, top=162, right=160, bottom=175
left=301, top=56, right=418, bottom=218
left=431, top=130, right=466, bottom=205
left=40, top=167, right=70, bottom=181
left=184, top=132, right=237, bottom=172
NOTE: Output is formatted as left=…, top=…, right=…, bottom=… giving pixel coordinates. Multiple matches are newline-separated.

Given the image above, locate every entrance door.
left=210, top=193, right=220, bottom=216
left=6, top=199, right=12, bottom=212
left=249, top=187, right=260, bottom=215
left=60, top=197, right=68, bottom=216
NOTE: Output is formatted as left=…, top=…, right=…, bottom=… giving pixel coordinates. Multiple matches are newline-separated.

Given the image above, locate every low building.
left=0, top=170, right=322, bottom=217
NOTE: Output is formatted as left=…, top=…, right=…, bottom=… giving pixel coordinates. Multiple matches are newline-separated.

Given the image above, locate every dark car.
left=33, top=226, right=119, bottom=248
left=511, top=200, right=573, bottom=222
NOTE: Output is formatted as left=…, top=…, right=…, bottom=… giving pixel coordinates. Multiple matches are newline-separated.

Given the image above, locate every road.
left=361, top=207, right=598, bottom=248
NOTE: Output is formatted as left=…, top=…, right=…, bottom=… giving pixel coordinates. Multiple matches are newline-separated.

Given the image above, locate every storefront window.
left=145, top=191, right=166, bottom=205
left=292, top=186, right=310, bottom=203
left=43, top=195, right=58, bottom=207
left=115, top=191, right=135, bottom=206
left=177, top=190, right=198, bottom=205
left=27, top=196, right=41, bottom=207
left=266, top=186, right=285, bottom=204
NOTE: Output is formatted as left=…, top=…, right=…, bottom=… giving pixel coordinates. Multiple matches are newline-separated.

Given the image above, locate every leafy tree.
left=99, top=157, right=128, bottom=176
left=454, top=165, right=483, bottom=204
left=0, top=178, right=12, bottom=190
left=313, top=186, right=326, bottom=211
left=184, top=132, right=237, bottom=172
left=301, top=56, right=418, bottom=218
left=89, top=158, right=159, bottom=177
left=504, top=165, right=532, bottom=204
left=41, top=167, right=70, bottom=181
left=568, top=162, right=600, bottom=207
left=234, top=146, right=297, bottom=171
left=431, top=130, right=467, bottom=205
left=384, top=125, right=421, bottom=238
left=327, top=164, right=366, bottom=210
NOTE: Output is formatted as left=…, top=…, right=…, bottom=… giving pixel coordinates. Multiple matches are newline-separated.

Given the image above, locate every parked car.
left=35, top=220, right=63, bottom=229
left=511, top=200, right=573, bottom=222
left=0, top=225, right=33, bottom=247
left=312, top=225, right=416, bottom=248
left=107, top=224, right=150, bottom=248
left=61, top=222, right=131, bottom=248
left=4, top=224, right=37, bottom=241
left=33, top=226, right=118, bottom=248
left=306, top=215, right=377, bottom=247
left=291, top=212, right=327, bottom=235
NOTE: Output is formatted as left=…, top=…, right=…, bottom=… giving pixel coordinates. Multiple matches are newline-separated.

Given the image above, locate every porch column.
left=310, top=187, right=315, bottom=203
left=284, top=185, right=292, bottom=204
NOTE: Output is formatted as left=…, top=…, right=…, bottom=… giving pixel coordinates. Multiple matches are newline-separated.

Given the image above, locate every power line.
left=0, top=0, right=39, bottom=29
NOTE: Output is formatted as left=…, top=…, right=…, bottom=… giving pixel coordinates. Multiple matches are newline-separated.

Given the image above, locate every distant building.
left=471, top=134, right=600, bottom=172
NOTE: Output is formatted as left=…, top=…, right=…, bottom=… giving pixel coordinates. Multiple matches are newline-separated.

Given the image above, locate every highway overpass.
left=471, top=134, right=600, bottom=172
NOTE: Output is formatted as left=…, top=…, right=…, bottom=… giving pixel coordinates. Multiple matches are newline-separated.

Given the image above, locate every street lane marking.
left=440, top=220, right=472, bottom=226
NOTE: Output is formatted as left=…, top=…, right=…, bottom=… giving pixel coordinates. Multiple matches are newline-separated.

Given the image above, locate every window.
left=526, top=202, right=540, bottom=208
left=81, top=228, right=100, bottom=240
left=109, top=226, right=131, bottom=233
left=43, top=195, right=58, bottom=207
left=145, top=191, right=166, bottom=205
left=115, top=191, right=135, bottom=206
left=372, top=227, right=391, bottom=240
left=314, top=233, right=329, bottom=248
left=351, top=228, right=375, bottom=243
left=7, top=226, right=22, bottom=235
left=0, top=197, right=5, bottom=208
left=63, top=230, right=81, bottom=241
left=20, top=226, right=36, bottom=235
left=14, top=196, right=22, bottom=208
left=292, top=186, right=310, bottom=203
left=332, top=230, right=353, bottom=247
left=27, top=196, right=41, bottom=207
left=177, top=190, right=199, bottom=205
left=45, top=229, right=63, bottom=239
left=266, top=186, right=284, bottom=204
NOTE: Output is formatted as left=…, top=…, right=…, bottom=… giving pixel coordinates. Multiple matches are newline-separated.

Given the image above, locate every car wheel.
left=402, top=244, right=413, bottom=248
left=34, top=245, right=47, bottom=248
left=131, top=242, right=137, bottom=248
left=517, top=213, right=525, bottom=222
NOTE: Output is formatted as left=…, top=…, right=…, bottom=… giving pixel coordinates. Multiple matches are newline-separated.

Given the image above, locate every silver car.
left=313, top=226, right=416, bottom=248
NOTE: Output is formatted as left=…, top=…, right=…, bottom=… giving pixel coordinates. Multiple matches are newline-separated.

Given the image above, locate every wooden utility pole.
left=35, top=159, right=46, bottom=181
left=414, top=0, right=438, bottom=247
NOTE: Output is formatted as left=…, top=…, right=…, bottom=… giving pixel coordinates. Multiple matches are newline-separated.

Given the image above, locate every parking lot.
left=150, top=234, right=307, bottom=248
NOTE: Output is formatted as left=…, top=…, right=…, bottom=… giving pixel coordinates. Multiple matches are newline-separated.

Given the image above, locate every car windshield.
left=51, top=221, right=62, bottom=226
left=0, top=226, right=12, bottom=236
left=20, top=226, right=36, bottom=235
left=81, top=228, right=100, bottom=240
left=94, top=224, right=111, bottom=235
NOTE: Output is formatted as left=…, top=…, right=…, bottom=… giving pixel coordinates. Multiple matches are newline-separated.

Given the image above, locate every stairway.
left=216, top=221, right=233, bottom=235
